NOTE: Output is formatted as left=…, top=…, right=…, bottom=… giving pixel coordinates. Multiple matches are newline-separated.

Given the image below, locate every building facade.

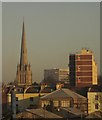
left=16, top=22, right=32, bottom=86
left=87, top=85, right=102, bottom=114
left=69, top=49, right=98, bottom=87
left=7, top=86, right=46, bottom=113
left=44, top=68, right=69, bottom=84
left=40, top=88, right=88, bottom=114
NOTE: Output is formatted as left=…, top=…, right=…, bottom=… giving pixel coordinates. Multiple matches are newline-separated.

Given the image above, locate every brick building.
left=69, top=49, right=98, bottom=87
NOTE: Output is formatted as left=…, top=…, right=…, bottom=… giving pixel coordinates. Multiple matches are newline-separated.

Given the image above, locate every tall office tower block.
left=69, top=49, right=98, bottom=87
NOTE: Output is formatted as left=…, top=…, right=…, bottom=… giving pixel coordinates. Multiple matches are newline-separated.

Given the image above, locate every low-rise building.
left=7, top=85, right=43, bottom=113
left=40, top=88, right=88, bottom=115
left=87, top=85, right=102, bottom=114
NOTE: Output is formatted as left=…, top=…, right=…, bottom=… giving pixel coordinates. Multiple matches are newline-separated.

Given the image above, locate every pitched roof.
left=8, top=85, right=25, bottom=94
left=41, top=88, right=86, bottom=100
left=86, top=111, right=102, bottom=118
left=88, top=85, right=102, bottom=92
left=26, top=108, right=62, bottom=118
left=63, top=108, right=83, bottom=116
left=25, top=86, right=40, bottom=93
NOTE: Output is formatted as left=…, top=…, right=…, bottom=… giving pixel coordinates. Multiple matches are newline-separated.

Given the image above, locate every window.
left=74, top=99, right=78, bottom=108
left=16, top=104, right=18, bottom=107
left=30, top=104, right=34, bottom=108
left=78, top=77, right=81, bottom=83
left=74, top=99, right=78, bottom=103
left=78, top=66, right=80, bottom=71
left=53, top=101, right=59, bottom=107
left=42, top=101, right=49, bottom=107
left=16, top=97, right=18, bottom=101
left=95, top=104, right=98, bottom=109
left=61, top=100, right=70, bottom=107
left=77, top=55, right=80, bottom=60
left=95, top=95, right=98, bottom=100
left=30, top=97, right=33, bottom=101
left=16, top=104, right=18, bottom=112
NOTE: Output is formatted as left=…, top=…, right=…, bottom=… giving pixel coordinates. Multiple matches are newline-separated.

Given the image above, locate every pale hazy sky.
left=2, top=2, right=100, bottom=83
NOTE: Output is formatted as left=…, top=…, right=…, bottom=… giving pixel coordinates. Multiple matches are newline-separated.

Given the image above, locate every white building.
left=87, top=85, right=102, bottom=114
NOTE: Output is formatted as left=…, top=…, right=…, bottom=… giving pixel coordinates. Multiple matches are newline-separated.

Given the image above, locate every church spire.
left=16, top=21, right=32, bottom=86
left=20, top=21, right=28, bottom=66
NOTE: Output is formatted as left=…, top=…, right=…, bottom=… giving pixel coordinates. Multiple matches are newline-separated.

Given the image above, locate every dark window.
left=16, top=97, right=18, bottom=101
left=16, top=104, right=18, bottom=107
left=30, top=104, right=34, bottom=107
left=95, top=95, right=98, bottom=100
left=95, top=104, right=98, bottom=109
left=30, top=97, right=33, bottom=101
left=16, top=104, right=18, bottom=112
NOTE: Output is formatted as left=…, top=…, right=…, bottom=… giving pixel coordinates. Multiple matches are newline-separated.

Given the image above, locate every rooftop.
left=41, top=88, right=86, bottom=100
left=25, top=86, right=40, bottom=93
left=16, top=108, right=62, bottom=118
left=88, top=85, right=102, bottom=92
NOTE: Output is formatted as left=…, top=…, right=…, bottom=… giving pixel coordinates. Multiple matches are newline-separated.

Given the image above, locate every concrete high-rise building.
left=16, top=22, right=32, bottom=86
left=44, top=68, right=69, bottom=84
left=69, top=49, right=98, bottom=87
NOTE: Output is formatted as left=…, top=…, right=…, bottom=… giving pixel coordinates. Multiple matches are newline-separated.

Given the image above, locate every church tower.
left=16, top=21, right=32, bottom=86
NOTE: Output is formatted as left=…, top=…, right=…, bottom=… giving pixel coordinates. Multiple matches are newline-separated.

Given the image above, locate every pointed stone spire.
left=20, top=21, right=27, bottom=66
left=16, top=21, right=32, bottom=86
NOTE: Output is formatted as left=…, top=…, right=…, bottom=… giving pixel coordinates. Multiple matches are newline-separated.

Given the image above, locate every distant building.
left=16, top=21, right=32, bottom=86
left=7, top=85, right=42, bottom=112
left=40, top=82, right=63, bottom=91
left=7, top=84, right=59, bottom=114
left=87, top=85, right=102, bottom=114
left=40, top=88, right=88, bottom=114
left=44, top=68, right=69, bottom=84
left=69, top=48, right=98, bottom=87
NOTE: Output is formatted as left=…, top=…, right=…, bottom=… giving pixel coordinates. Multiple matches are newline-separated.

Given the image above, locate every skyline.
left=2, top=2, right=100, bottom=83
